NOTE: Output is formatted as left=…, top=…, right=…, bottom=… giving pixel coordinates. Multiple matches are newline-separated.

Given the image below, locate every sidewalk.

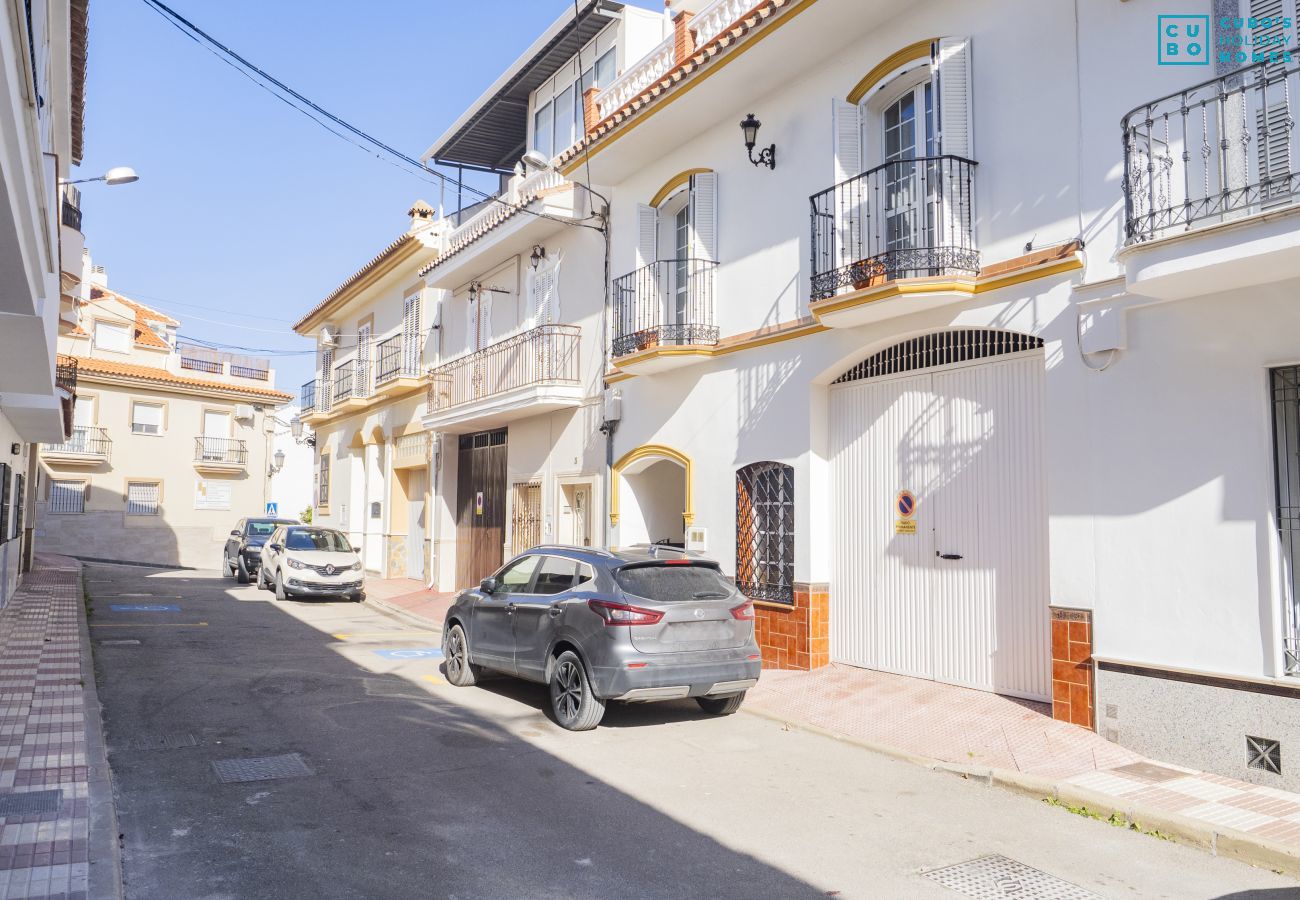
left=0, top=555, right=117, bottom=900
left=367, top=576, right=1300, bottom=877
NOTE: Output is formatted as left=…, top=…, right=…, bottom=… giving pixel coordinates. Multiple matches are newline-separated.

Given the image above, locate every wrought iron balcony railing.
left=333, top=360, right=355, bottom=403
left=55, top=355, right=77, bottom=395
left=301, top=380, right=316, bottom=414
left=1124, top=59, right=1300, bottom=242
left=60, top=184, right=82, bottom=231
left=427, top=324, right=580, bottom=414
left=194, top=437, right=247, bottom=465
left=44, top=426, right=110, bottom=460
left=810, top=154, right=978, bottom=301
left=612, top=258, right=718, bottom=358
left=376, top=334, right=422, bottom=385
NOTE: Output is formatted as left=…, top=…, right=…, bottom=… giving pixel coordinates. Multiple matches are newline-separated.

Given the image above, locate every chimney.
left=582, top=85, right=601, bottom=133
left=672, top=10, right=696, bottom=64
left=407, top=200, right=437, bottom=232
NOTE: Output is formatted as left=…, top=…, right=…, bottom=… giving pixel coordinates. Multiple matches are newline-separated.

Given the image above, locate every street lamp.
left=61, top=166, right=140, bottom=186
left=268, top=449, right=285, bottom=477
left=290, top=416, right=315, bottom=447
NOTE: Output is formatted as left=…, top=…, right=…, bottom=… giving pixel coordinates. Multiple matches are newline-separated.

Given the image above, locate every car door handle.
left=505, top=603, right=517, bottom=613
left=936, top=551, right=963, bottom=560
left=547, top=606, right=562, bottom=617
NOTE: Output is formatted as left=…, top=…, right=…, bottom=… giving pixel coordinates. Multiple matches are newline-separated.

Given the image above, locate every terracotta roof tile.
left=294, top=232, right=432, bottom=333
left=89, top=286, right=178, bottom=349
left=71, top=355, right=292, bottom=402
left=558, top=0, right=789, bottom=167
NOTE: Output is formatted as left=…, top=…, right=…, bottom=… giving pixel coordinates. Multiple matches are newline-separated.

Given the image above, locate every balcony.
left=301, top=380, right=316, bottom=415
left=42, top=426, right=111, bottom=466
left=303, top=334, right=426, bottom=422
left=392, top=431, right=432, bottom=469
left=55, top=355, right=77, bottom=396
left=1120, top=60, right=1300, bottom=301
left=60, top=184, right=82, bottom=231
left=423, top=324, right=581, bottom=433
left=331, top=360, right=361, bottom=413
left=374, top=333, right=425, bottom=393
left=178, top=343, right=270, bottom=381
left=193, top=437, right=247, bottom=472
left=611, top=259, right=718, bottom=373
left=808, top=155, right=979, bottom=328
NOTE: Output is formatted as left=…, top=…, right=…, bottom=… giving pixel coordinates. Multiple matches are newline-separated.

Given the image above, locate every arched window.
left=833, top=329, right=1043, bottom=384
left=736, top=462, right=794, bottom=605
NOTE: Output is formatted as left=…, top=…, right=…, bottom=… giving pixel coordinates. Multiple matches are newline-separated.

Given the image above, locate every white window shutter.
left=688, top=172, right=718, bottom=264
left=479, top=292, right=493, bottom=348
left=636, top=203, right=658, bottom=269
left=465, top=295, right=477, bottom=352
left=832, top=99, right=862, bottom=184
left=935, top=37, right=973, bottom=159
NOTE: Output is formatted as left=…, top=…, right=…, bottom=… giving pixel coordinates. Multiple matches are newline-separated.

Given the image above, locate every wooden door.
left=455, top=428, right=508, bottom=588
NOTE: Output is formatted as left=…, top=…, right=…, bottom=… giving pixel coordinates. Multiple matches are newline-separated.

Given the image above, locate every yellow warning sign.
left=895, top=519, right=917, bottom=535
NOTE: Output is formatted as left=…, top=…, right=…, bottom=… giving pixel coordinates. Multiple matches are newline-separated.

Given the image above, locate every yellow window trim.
left=846, top=38, right=935, bottom=105
left=609, top=444, right=694, bottom=528
left=649, top=168, right=713, bottom=209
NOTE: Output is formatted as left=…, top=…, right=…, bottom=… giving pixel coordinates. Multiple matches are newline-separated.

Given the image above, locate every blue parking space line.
left=108, top=604, right=181, bottom=612
left=372, top=648, right=444, bottom=660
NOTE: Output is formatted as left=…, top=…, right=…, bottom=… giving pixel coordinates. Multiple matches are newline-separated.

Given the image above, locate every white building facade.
left=538, top=0, right=1300, bottom=789
left=0, top=0, right=88, bottom=603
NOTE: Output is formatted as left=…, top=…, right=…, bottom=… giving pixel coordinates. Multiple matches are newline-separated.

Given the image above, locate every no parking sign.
left=895, top=490, right=917, bottom=535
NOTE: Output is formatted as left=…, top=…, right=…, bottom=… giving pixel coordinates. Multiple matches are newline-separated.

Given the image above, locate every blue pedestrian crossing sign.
left=265, top=502, right=278, bottom=517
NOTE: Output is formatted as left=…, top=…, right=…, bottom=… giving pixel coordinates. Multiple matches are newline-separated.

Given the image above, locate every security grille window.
left=49, top=481, right=85, bottom=515
left=1271, top=365, right=1300, bottom=675
left=318, top=452, right=331, bottom=508
left=0, top=463, right=10, bottom=543
left=126, top=482, right=160, bottom=516
left=511, top=482, right=542, bottom=555
left=13, top=474, right=25, bottom=541
left=833, top=330, right=1044, bottom=384
left=131, top=402, right=164, bottom=435
left=736, top=462, right=795, bottom=605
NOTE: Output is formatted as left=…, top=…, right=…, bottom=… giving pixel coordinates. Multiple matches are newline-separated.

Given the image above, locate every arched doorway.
left=828, top=329, right=1049, bottom=700
left=611, top=445, right=693, bottom=548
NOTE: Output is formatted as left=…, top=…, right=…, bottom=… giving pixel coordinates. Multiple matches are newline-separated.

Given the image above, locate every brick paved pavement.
left=0, top=556, right=115, bottom=900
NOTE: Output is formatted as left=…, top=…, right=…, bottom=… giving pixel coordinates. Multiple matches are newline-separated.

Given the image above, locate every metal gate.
left=829, top=330, right=1050, bottom=700
left=511, top=482, right=542, bottom=555
left=1270, top=365, right=1300, bottom=675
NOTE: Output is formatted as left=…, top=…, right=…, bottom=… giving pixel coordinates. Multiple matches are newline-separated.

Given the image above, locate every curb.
left=742, top=703, right=1300, bottom=880
left=364, top=593, right=447, bottom=635
left=69, top=557, right=125, bottom=900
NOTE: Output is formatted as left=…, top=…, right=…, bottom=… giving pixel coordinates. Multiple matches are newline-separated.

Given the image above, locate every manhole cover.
left=129, top=733, right=197, bottom=751
left=922, top=855, right=1097, bottom=899
left=0, top=790, right=63, bottom=816
left=212, top=753, right=314, bottom=783
left=1112, top=762, right=1185, bottom=783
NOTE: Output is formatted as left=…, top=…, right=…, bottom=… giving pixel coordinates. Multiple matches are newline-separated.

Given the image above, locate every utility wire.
left=137, top=0, right=603, bottom=231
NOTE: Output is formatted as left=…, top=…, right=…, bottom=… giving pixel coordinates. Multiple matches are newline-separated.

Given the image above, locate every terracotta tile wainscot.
left=1051, top=606, right=1095, bottom=730
left=754, top=583, right=829, bottom=670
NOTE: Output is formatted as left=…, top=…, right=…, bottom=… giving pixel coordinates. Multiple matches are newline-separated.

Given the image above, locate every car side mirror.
left=269, top=543, right=283, bottom=553
left=479, top=577, right=498, bottom=594
left=230, top=530, right=241, bottom=537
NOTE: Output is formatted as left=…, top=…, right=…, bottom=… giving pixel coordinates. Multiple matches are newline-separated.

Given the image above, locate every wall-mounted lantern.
left=740, top=113, right=775, bottom=170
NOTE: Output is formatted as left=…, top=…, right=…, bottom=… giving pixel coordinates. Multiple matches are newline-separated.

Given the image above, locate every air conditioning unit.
left=320, top=326, right=339, bottom=346
left=234, top=404, right=255, bottom=421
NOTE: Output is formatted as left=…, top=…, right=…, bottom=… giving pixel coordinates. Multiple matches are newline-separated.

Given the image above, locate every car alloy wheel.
left=442, top=625, right=478, bottom=687
left=553, top=660, right=582, bottom=720
left=549, top=651, right=605, bottom=731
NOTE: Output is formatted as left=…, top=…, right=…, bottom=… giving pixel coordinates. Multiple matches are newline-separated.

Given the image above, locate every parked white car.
left=257, top=526, right=365, bottom=602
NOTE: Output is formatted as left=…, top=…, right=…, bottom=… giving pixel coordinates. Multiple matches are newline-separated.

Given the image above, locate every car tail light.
left=730, top=600, right=755, bottom=621
left=588, top=599, right=664, bottom=626
left=663, top=559, right=692, bottom=565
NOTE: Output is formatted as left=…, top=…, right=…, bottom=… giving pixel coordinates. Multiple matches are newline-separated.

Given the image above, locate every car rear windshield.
left=285, top=530, right=352, bottom=552
left=614, top=564, right=736, bottom=603
left=246, top=521, right=279, bottom=538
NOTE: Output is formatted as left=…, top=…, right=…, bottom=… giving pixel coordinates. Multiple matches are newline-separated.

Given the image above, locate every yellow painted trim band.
left=649, top=168, right=713, bottom=208
left=846, top=39, right=935, bottom=105
left=561, top=0, right=821, bottom=177
left=610, top=443, right=695, bottom=529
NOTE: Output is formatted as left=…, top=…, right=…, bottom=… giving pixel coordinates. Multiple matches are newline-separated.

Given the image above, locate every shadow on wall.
left=87, top=565, right=825, bottom=898
left=36, top=484, right=185, bottom=568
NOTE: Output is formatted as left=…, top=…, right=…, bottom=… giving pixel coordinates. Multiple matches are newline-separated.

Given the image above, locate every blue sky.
left=77, top=0, right=651, bottom=394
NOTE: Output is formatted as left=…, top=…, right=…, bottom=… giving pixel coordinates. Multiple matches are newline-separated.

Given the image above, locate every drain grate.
left=212, top=753, right=313, bottom=784
left=1247, top=736, right=1282, bottom=774
left=129, top=733, right=197, bottom=751
left=0, top=790, right=63, bottom=817
left=922, top=855, right=1098, bottom=899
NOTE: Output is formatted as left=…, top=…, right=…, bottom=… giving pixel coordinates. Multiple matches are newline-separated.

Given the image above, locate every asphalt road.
left=84, top=563, right=1299, bottom=900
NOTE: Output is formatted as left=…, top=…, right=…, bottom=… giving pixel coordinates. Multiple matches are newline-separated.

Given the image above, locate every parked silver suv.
left=442, top=545, right=761, bottom=730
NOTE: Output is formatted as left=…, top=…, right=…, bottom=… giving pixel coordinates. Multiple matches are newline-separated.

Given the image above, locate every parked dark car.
left=442, top=545, right=762, bottom=731
left=222, top=517, right=300, bottom=583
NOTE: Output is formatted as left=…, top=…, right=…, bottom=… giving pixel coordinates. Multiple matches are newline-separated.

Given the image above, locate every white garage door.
left=829, top=331, right=1050, bottom=701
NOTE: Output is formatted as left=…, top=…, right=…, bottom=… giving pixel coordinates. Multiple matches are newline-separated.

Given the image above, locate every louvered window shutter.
left=832, top=99, right=862, bottom=184
left=832, top=100, right=863, bottom=270
left=403, top=295, right=420, bottom=375
left=636, top=204, right=658, bottom=269
left=466, top=294, right=478, bottom=352
left=688, top=172, right=718, bottom=264
left=934, top=37, right=973, bottom=159
left=1246, top=0, right=1297, bottom=201
left=479, top=293, right=493, bottom=349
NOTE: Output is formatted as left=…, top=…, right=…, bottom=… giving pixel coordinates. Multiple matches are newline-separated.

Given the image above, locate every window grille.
left=126, top=482, right=160, bottom=516
left=511, top=482, right=542, bottom=555
left=49, top=481, right=85, bottom=515
left=0, top=463, right=10, bottom=543
left=318, top=453, right=331, bottom=507
left=736, top=462, right=795, bottom=605
left=1271, top=365, right=1300, bottom=676
left=833, top=329, right=1044, bottom=384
